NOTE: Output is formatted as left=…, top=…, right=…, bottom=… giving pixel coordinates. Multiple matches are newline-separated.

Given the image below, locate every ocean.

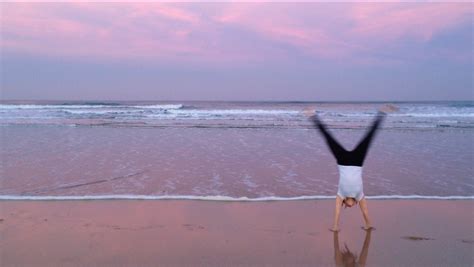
left=1, top=101, right=473, bottom=200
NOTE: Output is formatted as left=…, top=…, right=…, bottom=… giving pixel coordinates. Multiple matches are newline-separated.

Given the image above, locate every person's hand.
left=303, top=106, right=317, bottom=117
left=379, top=104, right=399, bottom=113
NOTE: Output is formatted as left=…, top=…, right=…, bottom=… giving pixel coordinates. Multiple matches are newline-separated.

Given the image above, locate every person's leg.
left=352, top=112, right=386, bottom=165
left=310, top=115, right=347, bottom=163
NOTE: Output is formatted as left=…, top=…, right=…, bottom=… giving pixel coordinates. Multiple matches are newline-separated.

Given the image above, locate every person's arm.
left=358, top=228, right=373, bottom=266
left=359, top=198, right=373, bottom=230
left=330, top=195, right=343, bottom=232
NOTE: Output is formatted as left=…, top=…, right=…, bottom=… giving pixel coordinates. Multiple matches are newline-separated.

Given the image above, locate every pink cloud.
left=1, top=2, right=472, bottom=65
left=129, top=3, right=200, bottom=24
left=212, top=3, right=361, bottom=60
left=214, top=3, right=472, bottom=60
left=350, top=2, right=473, bottom=42
left=1, top=3, right=210, bottom=62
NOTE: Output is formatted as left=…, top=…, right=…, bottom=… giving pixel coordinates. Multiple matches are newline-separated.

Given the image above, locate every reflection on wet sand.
left=333, top=230, right=372, bottom=267
left=1, top=200, right=473, bottom=266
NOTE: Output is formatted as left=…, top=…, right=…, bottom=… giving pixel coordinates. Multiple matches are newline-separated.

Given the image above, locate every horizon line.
left=1, top=99, right=473, bottom=103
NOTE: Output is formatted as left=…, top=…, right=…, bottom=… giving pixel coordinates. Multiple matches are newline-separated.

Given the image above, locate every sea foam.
left=0, top=195, right=472, bottom=201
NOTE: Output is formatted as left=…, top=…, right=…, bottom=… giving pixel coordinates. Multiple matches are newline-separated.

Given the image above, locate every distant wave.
left=62, top=102, right=122, bottom=106
left=395, top=113, right=474, bottom=118
left=0, top=195, right=472, bottom=201
left=1, top=121, right=472, bottom=130
left=2, top=105, right=471, bottom=117
left=156, top=109, right=300, bottom=116
left=0, top=104, right=116, bottom=109
left=320, top=112, right=474, bottom=118
left=0, top=104, right=184, bottom=110
left=1, top=103, right=473, bottom=130
left=132, top=104, right=183, bottom=109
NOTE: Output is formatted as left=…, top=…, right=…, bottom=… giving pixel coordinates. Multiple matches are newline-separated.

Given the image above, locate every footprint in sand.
left=139, top=225, right=165, bottom=230
left=261, top=228, right=295, bottom=234
left=460, top=239, right=474, bottom=244
left=182, top=223, right=205, bottom=231
left=401, top=236, right=434, bottom=241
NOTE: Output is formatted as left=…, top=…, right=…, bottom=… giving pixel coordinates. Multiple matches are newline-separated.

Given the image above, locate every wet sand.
left=0, top=200, right=473, bottom=266
left=2, top=126, right=473, bottom=198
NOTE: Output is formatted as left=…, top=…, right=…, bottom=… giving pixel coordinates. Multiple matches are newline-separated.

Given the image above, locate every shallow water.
left=1, top=120, right=472, bottom=199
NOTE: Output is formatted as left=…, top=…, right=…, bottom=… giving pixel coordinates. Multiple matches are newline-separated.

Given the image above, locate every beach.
left=1, top=199, right=472, bottom=266
left=2, top=1, right=473, bottom=266
left=1, top=101, right=473, bottom=266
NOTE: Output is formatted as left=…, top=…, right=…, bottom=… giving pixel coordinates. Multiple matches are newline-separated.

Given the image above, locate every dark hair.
left=342, top=197, right=357, bottom=208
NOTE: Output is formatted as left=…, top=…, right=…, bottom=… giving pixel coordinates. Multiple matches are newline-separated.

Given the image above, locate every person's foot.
left=361, top=226, right=375, bottom=231
left=302, top=106, right=317, bottom=117
left=329, top=227, right=340, bottom=232
left=379, top=104, right=399, bottom=113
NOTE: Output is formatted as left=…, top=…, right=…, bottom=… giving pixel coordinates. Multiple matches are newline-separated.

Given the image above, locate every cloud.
left=350, top=2, right=473, bottom=42
left=212, top=2, right=472, bottom=63
left=1, top=2, right=472, bottom=65
left=1, top=3, right=203, bottom=61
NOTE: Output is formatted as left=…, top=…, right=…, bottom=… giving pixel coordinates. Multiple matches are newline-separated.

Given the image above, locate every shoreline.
left=1, top=199, right=473, bottom=266
left=1, top=195, right=473, bottom=201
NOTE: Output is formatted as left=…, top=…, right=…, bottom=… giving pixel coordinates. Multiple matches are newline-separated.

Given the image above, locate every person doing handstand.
left=304, top=105, right=397, bottom=232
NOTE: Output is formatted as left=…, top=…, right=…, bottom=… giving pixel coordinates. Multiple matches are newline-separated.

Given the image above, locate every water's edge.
left=1, top=195, right=472, bottom=201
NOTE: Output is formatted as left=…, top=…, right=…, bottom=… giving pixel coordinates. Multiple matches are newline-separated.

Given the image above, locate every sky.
left=1, top=2, right=473, bottom=101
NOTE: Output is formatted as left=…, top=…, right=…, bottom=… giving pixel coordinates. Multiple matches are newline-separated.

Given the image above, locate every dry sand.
left=0, top=200, right=473, bottom=266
